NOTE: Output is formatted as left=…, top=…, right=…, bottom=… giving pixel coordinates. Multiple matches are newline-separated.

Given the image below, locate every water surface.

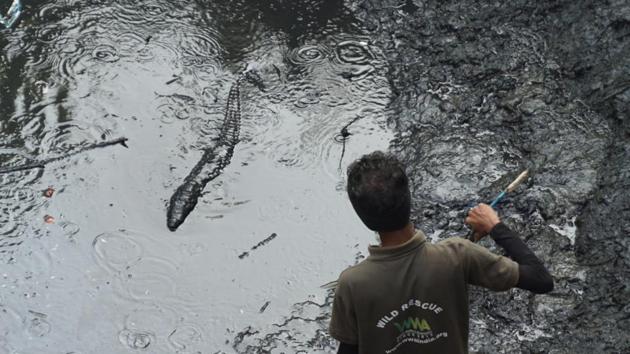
left=0, top=1, right=392, bottom=352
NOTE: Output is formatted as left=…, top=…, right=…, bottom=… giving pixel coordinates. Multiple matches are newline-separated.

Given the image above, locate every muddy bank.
left=351, top=0, right=629, bottom=352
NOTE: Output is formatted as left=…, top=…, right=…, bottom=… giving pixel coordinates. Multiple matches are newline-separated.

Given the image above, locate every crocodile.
left=166, top=69, right=263, bottom=231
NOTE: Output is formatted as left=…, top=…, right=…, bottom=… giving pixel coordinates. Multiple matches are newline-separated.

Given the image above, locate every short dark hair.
left=346, top=151, right=411, bottom=232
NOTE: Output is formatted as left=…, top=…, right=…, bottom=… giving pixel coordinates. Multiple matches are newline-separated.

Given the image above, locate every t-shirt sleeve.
left=329, top=275, right=358, bottom=345
left=461, top=239, right=519, bottom=291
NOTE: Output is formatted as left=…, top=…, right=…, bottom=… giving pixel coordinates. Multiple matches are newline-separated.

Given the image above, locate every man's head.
left=346, top=151, right=411, bottom=232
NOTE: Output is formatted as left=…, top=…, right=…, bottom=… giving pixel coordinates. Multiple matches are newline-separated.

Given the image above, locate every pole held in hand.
left=468, top=170, right=529, bottom=241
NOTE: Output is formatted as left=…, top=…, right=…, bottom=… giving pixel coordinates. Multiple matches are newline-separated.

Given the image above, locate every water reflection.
left=0, top=0, right=393, bottom=352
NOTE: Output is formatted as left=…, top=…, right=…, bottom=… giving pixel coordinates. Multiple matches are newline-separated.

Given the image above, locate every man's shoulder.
left=423, top=236, right=478, bottom=268
left=337, top=259, right=374, bottom=286
left=431, top=236, right=475, bottom=254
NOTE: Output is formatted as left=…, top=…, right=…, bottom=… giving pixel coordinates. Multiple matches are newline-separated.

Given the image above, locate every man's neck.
left=378, top=223, right=415, bottom=247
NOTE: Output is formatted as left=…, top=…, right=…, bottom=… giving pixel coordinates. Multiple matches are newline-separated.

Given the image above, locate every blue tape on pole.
left=489, top=191, right=506, bottom=209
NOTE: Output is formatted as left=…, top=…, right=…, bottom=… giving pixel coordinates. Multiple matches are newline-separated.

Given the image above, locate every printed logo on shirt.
left=394, top=317, right=431, bottom=333
left=376, top=299, right=448, bottom=353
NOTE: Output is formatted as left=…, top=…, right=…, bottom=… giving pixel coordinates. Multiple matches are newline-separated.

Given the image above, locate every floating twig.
left=165, top=76, right=180, bottom=85
left=336, top=116, right=361, bottom=170
left=0, top=137, right=128, bottom=174
left=238, top=233, right=278, bottom=259
left=259, top=301, right=271, bottom=313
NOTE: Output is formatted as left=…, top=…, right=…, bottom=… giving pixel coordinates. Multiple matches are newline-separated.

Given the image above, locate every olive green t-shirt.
left=329, top=231, right=519, bottom=354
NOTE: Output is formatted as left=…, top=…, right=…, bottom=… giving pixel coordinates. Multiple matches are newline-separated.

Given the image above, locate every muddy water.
left=0, top=1, right=392, bottom=353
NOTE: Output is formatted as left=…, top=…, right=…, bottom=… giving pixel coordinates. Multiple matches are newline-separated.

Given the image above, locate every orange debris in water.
left=44, top=215, right=55, bottom=224
left=43, top=187, right=55, bottom=198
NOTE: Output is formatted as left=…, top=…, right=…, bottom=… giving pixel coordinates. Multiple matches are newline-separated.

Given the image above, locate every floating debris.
left=43, top=187, right=55, bottom=198
left=259, top=301, right=271, bottom=313
left=119, top=329, right=153, bottom=350
left=238, top=233, right=278, bottom=259
left=0, top=0, right=21, bottom=29
left=251, top=233, right=277, bottom=251
left=44, top=215, right=55, bottom=224
left=335, top=116, right=361, bottom=169
left=0, top=137, right=128, bottom=174
left=165, top=76, right=180, bottom=85
left=26, top=310, right=51, bottom=337
left=319, top=280, right=339, bottom=290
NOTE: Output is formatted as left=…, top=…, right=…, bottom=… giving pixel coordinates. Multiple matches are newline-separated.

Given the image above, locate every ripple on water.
left=334, top=40, right=375, bottom=65
left=0, top=303, right=22, bottom=336
left=168, top=324, right=203, bottom=351
left=59, top=221, right=81, bottom=242
left=37, top=122, right=106, bottom=156
left=92, top=230, right=144, bottom=273
left=157, top=103, right=178, bottom=125
left=37, top=3, right=67, bottom=23
left=57, top=55, right=80, bottom=83
left=179, top=32, right=223, bottom=68
left=111, top=3, right=162, bottom=26
left=115, top=32, right=146, bottom=53
left=0, top=175, right=44, bottom=256
left=119, top=306, right=177, bottom=350
left=295, top=90, right=321, bottom=108
left=24, top=311, right=51, bottom=338
left=91, top=44, right=120, bottom=63
left=36, top=24, right=66, bottom=44
left=190, top=114, right=222, bottom=137
left=32, top=80, right=49, bottom=97
left=288, top=44, right=331, bottom=66
left=119, top=329, right=154, bottom=350
left=115, top=256, right=178, bottom=302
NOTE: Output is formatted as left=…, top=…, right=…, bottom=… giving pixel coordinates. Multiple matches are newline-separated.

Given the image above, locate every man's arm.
left=489, top=222, right=554, bottom=293
left=338, top=343, right=358, bottom=354
left=466, top=204, right=554, bottom=294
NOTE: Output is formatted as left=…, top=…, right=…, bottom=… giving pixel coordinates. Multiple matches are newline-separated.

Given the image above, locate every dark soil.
left=352, top=0, right=630, bottom=352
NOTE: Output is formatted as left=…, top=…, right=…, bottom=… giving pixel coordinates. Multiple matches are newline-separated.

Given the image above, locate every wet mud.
left=356, top=0, right=629, bottom=352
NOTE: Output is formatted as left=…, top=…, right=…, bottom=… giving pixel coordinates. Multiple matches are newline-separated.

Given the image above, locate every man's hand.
left=465, top=203, right=500, bottom=241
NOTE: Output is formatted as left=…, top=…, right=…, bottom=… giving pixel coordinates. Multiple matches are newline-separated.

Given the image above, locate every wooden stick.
left=507, top=170, right=529, bottom=193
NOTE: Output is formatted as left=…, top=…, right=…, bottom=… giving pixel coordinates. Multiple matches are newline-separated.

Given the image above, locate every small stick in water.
left=0, top=137, right=128, bottom=174
left=259, top=301, right=271, bottom=313
left=238, top=233, right=278, bottom=259
left=165, top=76, right=180, bottom=85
